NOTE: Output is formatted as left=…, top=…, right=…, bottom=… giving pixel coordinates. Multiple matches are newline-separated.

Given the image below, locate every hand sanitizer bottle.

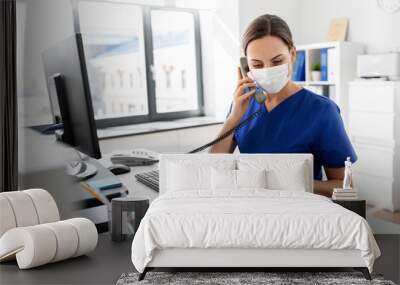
left=343, top=157, right=352, bottom=190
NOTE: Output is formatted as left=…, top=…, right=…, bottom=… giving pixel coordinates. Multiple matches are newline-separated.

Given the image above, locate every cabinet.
left=348, top=81, right=400, bottom=212
left=332, top=199, right=366, bottom=219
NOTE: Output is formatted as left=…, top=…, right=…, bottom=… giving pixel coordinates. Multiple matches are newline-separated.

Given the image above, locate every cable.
left=135, top=105, right=264, bottom=191
left=188, top=105, right=263, bottom=154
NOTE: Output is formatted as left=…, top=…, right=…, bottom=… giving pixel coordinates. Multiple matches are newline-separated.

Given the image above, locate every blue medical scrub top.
left=228, top=88, right=357, bottom=180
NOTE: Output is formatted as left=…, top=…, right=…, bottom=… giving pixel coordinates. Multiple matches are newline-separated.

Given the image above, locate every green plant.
left=311, top=63, right=321, bottom=71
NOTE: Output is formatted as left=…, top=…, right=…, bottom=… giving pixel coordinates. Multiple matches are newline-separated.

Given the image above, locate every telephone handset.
left=239, top=57, right=266, bottom=104
left=239, top=57, right=250, bottom=78
left=187, top=57, right=265, bottom=153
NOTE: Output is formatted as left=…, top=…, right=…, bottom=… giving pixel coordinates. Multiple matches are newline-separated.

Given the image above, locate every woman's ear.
left=290, top=47, right=297, bottom=65
left=288, top=47, right=297, bottom=78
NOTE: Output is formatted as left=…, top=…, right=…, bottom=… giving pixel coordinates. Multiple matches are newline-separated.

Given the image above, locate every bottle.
left=343, top=157, right=352, bottom=190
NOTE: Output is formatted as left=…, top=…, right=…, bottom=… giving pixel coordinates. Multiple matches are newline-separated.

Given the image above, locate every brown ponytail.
left=242, top=14, right=294, bottom=55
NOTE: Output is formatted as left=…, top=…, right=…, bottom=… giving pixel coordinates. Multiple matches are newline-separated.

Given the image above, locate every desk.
left=70, top=157, right=158, bottom=233
left=98, top=155, right=159, bottom=203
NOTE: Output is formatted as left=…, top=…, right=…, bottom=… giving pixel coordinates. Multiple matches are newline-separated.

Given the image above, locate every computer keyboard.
left=135, top=170, right=159, bottom=192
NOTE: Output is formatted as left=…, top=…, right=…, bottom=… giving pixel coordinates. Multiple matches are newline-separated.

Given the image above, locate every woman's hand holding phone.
left=227, top=67, right=256, bottom=125
left=209, top=67, right=257, bottom=153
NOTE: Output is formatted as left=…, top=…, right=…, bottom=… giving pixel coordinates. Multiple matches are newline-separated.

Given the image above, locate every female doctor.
left=210, top=14, right=357, bottom=197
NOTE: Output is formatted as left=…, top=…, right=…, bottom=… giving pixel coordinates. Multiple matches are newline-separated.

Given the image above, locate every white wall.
left=206, top=0, right=241, bottom=119
left=297, top=0, right=400, bottom=53
left=17, top=0, right=75, bottom=127
left=239, top=0, right=302, bottom=46
left=239, top=0, right=400, bottom=53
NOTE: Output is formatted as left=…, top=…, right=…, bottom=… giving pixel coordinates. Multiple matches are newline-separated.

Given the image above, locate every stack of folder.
left=332, top=188, right=358, bottom=200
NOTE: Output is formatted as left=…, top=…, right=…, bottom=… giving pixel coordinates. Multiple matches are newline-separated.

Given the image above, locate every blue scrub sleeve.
left=313, top=103, right=357, bottom=168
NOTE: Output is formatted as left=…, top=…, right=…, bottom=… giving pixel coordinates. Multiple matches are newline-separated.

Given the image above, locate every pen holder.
left=111, top=197, right=149, bottom=242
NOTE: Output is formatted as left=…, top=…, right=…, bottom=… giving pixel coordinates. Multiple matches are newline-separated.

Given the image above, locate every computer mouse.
left=108, top=164, right=131, bottom=175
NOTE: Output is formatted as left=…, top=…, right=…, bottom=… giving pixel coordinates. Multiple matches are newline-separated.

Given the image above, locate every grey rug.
left=116, top=271, right=396, bottom=285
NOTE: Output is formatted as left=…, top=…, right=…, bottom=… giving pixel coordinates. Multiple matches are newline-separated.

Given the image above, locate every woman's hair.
left=242, top=14, right=294, bottom=55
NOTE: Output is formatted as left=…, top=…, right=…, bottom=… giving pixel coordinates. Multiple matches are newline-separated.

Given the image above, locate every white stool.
left=0, top=189, right=98, bottom=269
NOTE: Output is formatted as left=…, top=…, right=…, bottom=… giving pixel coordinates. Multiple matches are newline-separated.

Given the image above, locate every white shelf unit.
left=293, top=41, right=364, bottom=126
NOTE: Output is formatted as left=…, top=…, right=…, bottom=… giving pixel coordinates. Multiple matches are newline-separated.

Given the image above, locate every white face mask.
left=248, top=63, right=289, bottom=94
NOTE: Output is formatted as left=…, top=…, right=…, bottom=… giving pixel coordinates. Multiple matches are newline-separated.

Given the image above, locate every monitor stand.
left=67, top=151, right=98, bottom=180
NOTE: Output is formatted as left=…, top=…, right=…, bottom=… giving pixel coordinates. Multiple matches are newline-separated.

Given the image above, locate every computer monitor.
left=42, top=33, right=101, bottom=160
left=46, top=75, right=62, bottom=124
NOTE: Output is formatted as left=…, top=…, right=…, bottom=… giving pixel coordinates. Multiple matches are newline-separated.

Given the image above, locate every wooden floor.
left=0, top=234, right=398, bottom=285
left=374, top=209, right=400, bottom=225
left=0, top=233, right=134, bottom=285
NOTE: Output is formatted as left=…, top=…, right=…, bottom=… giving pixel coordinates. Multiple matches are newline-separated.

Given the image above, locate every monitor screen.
left=42, top=34, right=101, bottom=159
